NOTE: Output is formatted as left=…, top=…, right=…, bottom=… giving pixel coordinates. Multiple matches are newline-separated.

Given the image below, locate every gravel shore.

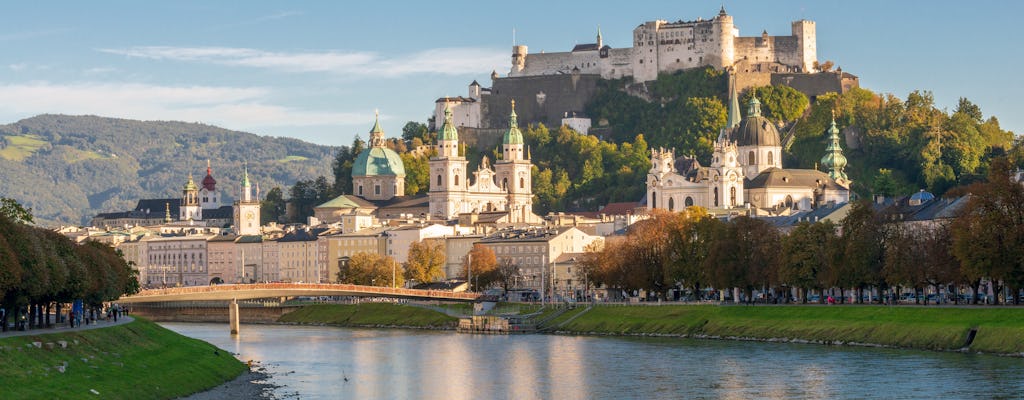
left=180, top=365, right=278, bottom=400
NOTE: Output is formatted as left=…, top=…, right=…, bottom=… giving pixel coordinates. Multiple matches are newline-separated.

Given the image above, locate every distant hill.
left=0, top=114, right=337, bottom=226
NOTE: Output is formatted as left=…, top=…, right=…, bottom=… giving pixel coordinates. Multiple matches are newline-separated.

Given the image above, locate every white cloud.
left=0, top=81, right=368, bottom=131
left=98, top=46, right=507, bottom=77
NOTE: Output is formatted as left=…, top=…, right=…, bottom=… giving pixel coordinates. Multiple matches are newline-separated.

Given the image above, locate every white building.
left=428, top=101, right=540, bottom=223
left=141, top=234, right=212, bottom=287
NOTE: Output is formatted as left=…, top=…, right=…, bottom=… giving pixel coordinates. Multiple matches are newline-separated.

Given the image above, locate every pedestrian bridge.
left=118, top=283, right=480, bottom=304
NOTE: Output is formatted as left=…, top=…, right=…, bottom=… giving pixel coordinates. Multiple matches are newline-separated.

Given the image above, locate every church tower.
left=233, top=165, right=261, bottom=235
left=200, top=160, right=219, bottom=210
left=710, top=139, right=744, bottom=209
left=494, top=100, right=534, bottom=222
left=820, top=112, right=850, bottom=186
left=428, top=102, right=469, bottom=219
left=180, top=173, right=202, bottom=221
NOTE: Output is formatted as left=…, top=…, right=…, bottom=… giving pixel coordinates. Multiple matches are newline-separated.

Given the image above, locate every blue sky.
left=1, top=1, right=1020, bottom=147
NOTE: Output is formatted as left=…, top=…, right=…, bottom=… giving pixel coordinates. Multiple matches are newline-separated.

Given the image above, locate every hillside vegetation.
left=0, top=115, right=336, bottom=226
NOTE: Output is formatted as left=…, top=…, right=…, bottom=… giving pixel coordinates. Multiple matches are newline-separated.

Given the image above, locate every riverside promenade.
left=0, top=315, right=134, bottom=338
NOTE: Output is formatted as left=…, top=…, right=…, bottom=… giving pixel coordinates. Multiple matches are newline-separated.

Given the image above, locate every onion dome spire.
left=164, top=202, right=172, bottom=223
left=820, top=110, right=849, bottom=181
left=183, top=173, right=198, bottom=191
left=438, top=100, right=459, bottom=142
left=503, top=100, right=524, bottom=145
left=747, top=96, right=762, bottom=118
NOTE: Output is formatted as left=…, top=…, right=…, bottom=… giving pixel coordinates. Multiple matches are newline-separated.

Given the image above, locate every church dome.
left=353, top=147, right=405, bottom=176
left=353, top=114, right=405, bottom=177
left=503, top=100, right=524, bottom=145
left=733, top=97, right=781, bottom=147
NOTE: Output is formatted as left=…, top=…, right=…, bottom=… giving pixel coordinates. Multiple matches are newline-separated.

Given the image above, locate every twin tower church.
left=338, top=101, right=541, bottom=224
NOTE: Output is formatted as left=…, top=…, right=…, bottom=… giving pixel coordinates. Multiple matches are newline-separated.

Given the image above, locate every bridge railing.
left=125, top=283, right=480, bottom=301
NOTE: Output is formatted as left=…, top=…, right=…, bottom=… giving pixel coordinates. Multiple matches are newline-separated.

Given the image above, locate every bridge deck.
left=119, top=283, right=480, bottom=303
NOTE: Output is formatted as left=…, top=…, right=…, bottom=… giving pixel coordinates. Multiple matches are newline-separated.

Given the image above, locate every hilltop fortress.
left=510, top=7, right=816, bottom=82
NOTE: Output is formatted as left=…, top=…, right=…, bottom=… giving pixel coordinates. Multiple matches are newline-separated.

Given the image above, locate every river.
left=161, top=322, right=1024, bottom=399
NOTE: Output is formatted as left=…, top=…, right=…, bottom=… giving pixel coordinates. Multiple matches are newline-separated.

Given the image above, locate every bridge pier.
left=229, top=299, right=240, bottom=335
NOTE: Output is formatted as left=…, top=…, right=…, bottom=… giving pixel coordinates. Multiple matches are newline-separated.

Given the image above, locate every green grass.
left=62, top=147, right=112, bottom=163
left=277, top=155, right=309, bottom=163
left=279, top=303, right=458, bottom=328
left=0, top=134, right=49, bottom=161
left=556, top=305, right=1024, bottom=354
left=0, top=318, right=246, bottom=399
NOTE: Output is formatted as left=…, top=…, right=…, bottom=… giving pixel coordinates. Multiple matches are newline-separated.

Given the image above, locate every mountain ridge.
left=0, top=114, right=338, bottom=226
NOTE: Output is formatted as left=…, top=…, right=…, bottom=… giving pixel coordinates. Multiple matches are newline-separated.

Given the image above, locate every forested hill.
left=0, top=114, right=336, bottom=226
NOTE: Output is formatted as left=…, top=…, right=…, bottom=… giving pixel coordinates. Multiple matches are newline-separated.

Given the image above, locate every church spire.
left=369, top=109, right=386, bottom=147
left=503, top=100, right=524, bottom=145
left=597, top=25, right=603, bottom=48
left=820, top=111, right=849, bottom=182
left=164, top=202, right=172, bottom=223
left=727, top=75, right=742, bottom=129
left=438, top=100, right=459, bottom=142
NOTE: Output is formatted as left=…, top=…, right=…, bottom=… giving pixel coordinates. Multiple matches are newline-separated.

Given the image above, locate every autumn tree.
left=951, top=158, right=1024, bottom=305
left=338, top=252, right=404, bottom=287
left=838, top=200, right=887, bottom=304
left=405, top=240, right=446, bottom=284
left=461, top=244, right=497, bottom=292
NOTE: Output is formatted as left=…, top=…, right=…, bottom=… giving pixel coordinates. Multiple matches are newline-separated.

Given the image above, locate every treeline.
left=0, top=199, right=138, bottom=331
left=578, top=158, right=1024, bottom=305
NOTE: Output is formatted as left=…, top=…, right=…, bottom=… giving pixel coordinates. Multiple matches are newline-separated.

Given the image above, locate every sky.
left=1, top=1, right=1021, bottom=147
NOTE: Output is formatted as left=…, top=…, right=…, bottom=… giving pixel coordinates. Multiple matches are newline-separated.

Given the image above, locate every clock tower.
left=233, top=165, right=261, bottom=236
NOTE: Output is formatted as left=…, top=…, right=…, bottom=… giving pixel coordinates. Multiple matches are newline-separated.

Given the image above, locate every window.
left=519, top=177, right=525, bottom=189
left=730, top=187, right=737, bottom=207
left=455, top=175, right=460, bottom=186
left=685, top=196, right=694, bottom=207
left=785, top=195, right=794, bottom=209
left=714, top=188, right=719, bottom=207
left=768, top=151, right=774, bottom=165
left=503, top=178, right=508, bottom=190
left=668, top=197, right=675, bottom=211
left=748, top=151, right=755, bottom=165
left=651, top=191, right=657, bottom=208
left=374, top=185, right=381, bottom=195
left=437, top=175, right=442, bottom=186
left=358, top=186, right=363, bottom=195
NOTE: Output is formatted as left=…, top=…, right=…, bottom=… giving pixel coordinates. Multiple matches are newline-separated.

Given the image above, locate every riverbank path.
left=0, top=315, right=135, bottom=338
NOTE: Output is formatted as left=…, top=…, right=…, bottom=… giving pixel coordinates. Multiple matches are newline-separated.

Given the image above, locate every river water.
left=161, top=322, right=1024, bottom=399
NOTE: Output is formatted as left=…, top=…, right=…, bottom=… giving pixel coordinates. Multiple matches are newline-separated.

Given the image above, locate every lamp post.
left=392, top=258, right=397, bottom=288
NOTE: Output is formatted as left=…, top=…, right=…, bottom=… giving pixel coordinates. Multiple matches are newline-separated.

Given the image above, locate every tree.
left=404, top=240, right=446, bottom=284
left=402, top=121, right=430, bottom=143
left=461, top=244, right=497, bottom=291
left=838, top=200, right=886, bottom=304
left=337, top=252, right=404, bottom=287
left=0, top=198, right=33, bottom=224
left=494, top=258, right=520, bottom=295
left=261, top=187, right=286, bottom=225
left=332, top=136, right=365, bottom=196
left=951, top=158, right=1024, bottom=305
left=742, top=85, right=810, bottom=123
left=780, top=221, right=838, bottom=303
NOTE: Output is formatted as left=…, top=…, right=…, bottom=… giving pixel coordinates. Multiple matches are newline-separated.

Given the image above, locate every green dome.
left=734, top=96, right=780, bottom=147
left=352, top=147, right=406, bottom=176
left=183, top=174, right=198, bottom=191
left=438, top=102, right=459, bottom=142
left=820, top=117, right=848, bottom=181
left=503, top=100, right=524, bottom=145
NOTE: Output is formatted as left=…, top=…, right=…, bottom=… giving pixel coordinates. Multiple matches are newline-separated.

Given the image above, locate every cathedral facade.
left=648, top=89, right=850, bottom=214
left=428, top=101, right=536, bottom=223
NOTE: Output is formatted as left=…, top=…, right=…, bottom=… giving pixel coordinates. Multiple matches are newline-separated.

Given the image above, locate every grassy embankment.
left=0, top=318, right=246, bottom=399
left=279, top=303, right=458, bottom=328
left=545, top=305, right=1024, bottom=354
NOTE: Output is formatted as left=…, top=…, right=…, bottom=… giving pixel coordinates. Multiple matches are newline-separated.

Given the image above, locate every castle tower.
left=234, top=164, right=261, bottom=235
left=714, top=7, right=736, bottom=69
left=352, top=111, right=406, bottom=200
left=200, top=160, right=219, bottom=210
left=511, top=45, right=528, bottom=76
left=792, top=20, right=817, bottom=72
left=495, top=100, right=533, bottom=222
left=429, top=102, right=470, bottom=219
left=180, top=173, right=202, bottom=221
left=820, top=113, right=849, bottom=184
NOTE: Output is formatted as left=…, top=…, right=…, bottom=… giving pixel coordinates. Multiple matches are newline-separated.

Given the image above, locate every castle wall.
left=481, top=74, right=601, bottom=131
left=515, top=50, right=602, bottom=77
left=771, top=71, right=859, bottom=99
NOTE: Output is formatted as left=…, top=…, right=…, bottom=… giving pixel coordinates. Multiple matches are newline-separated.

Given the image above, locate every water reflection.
left=161, top=323, right=1024, bottom=400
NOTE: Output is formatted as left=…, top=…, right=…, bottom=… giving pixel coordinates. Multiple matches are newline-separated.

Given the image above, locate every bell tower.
left=233, top=164, right=261, bottom=235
